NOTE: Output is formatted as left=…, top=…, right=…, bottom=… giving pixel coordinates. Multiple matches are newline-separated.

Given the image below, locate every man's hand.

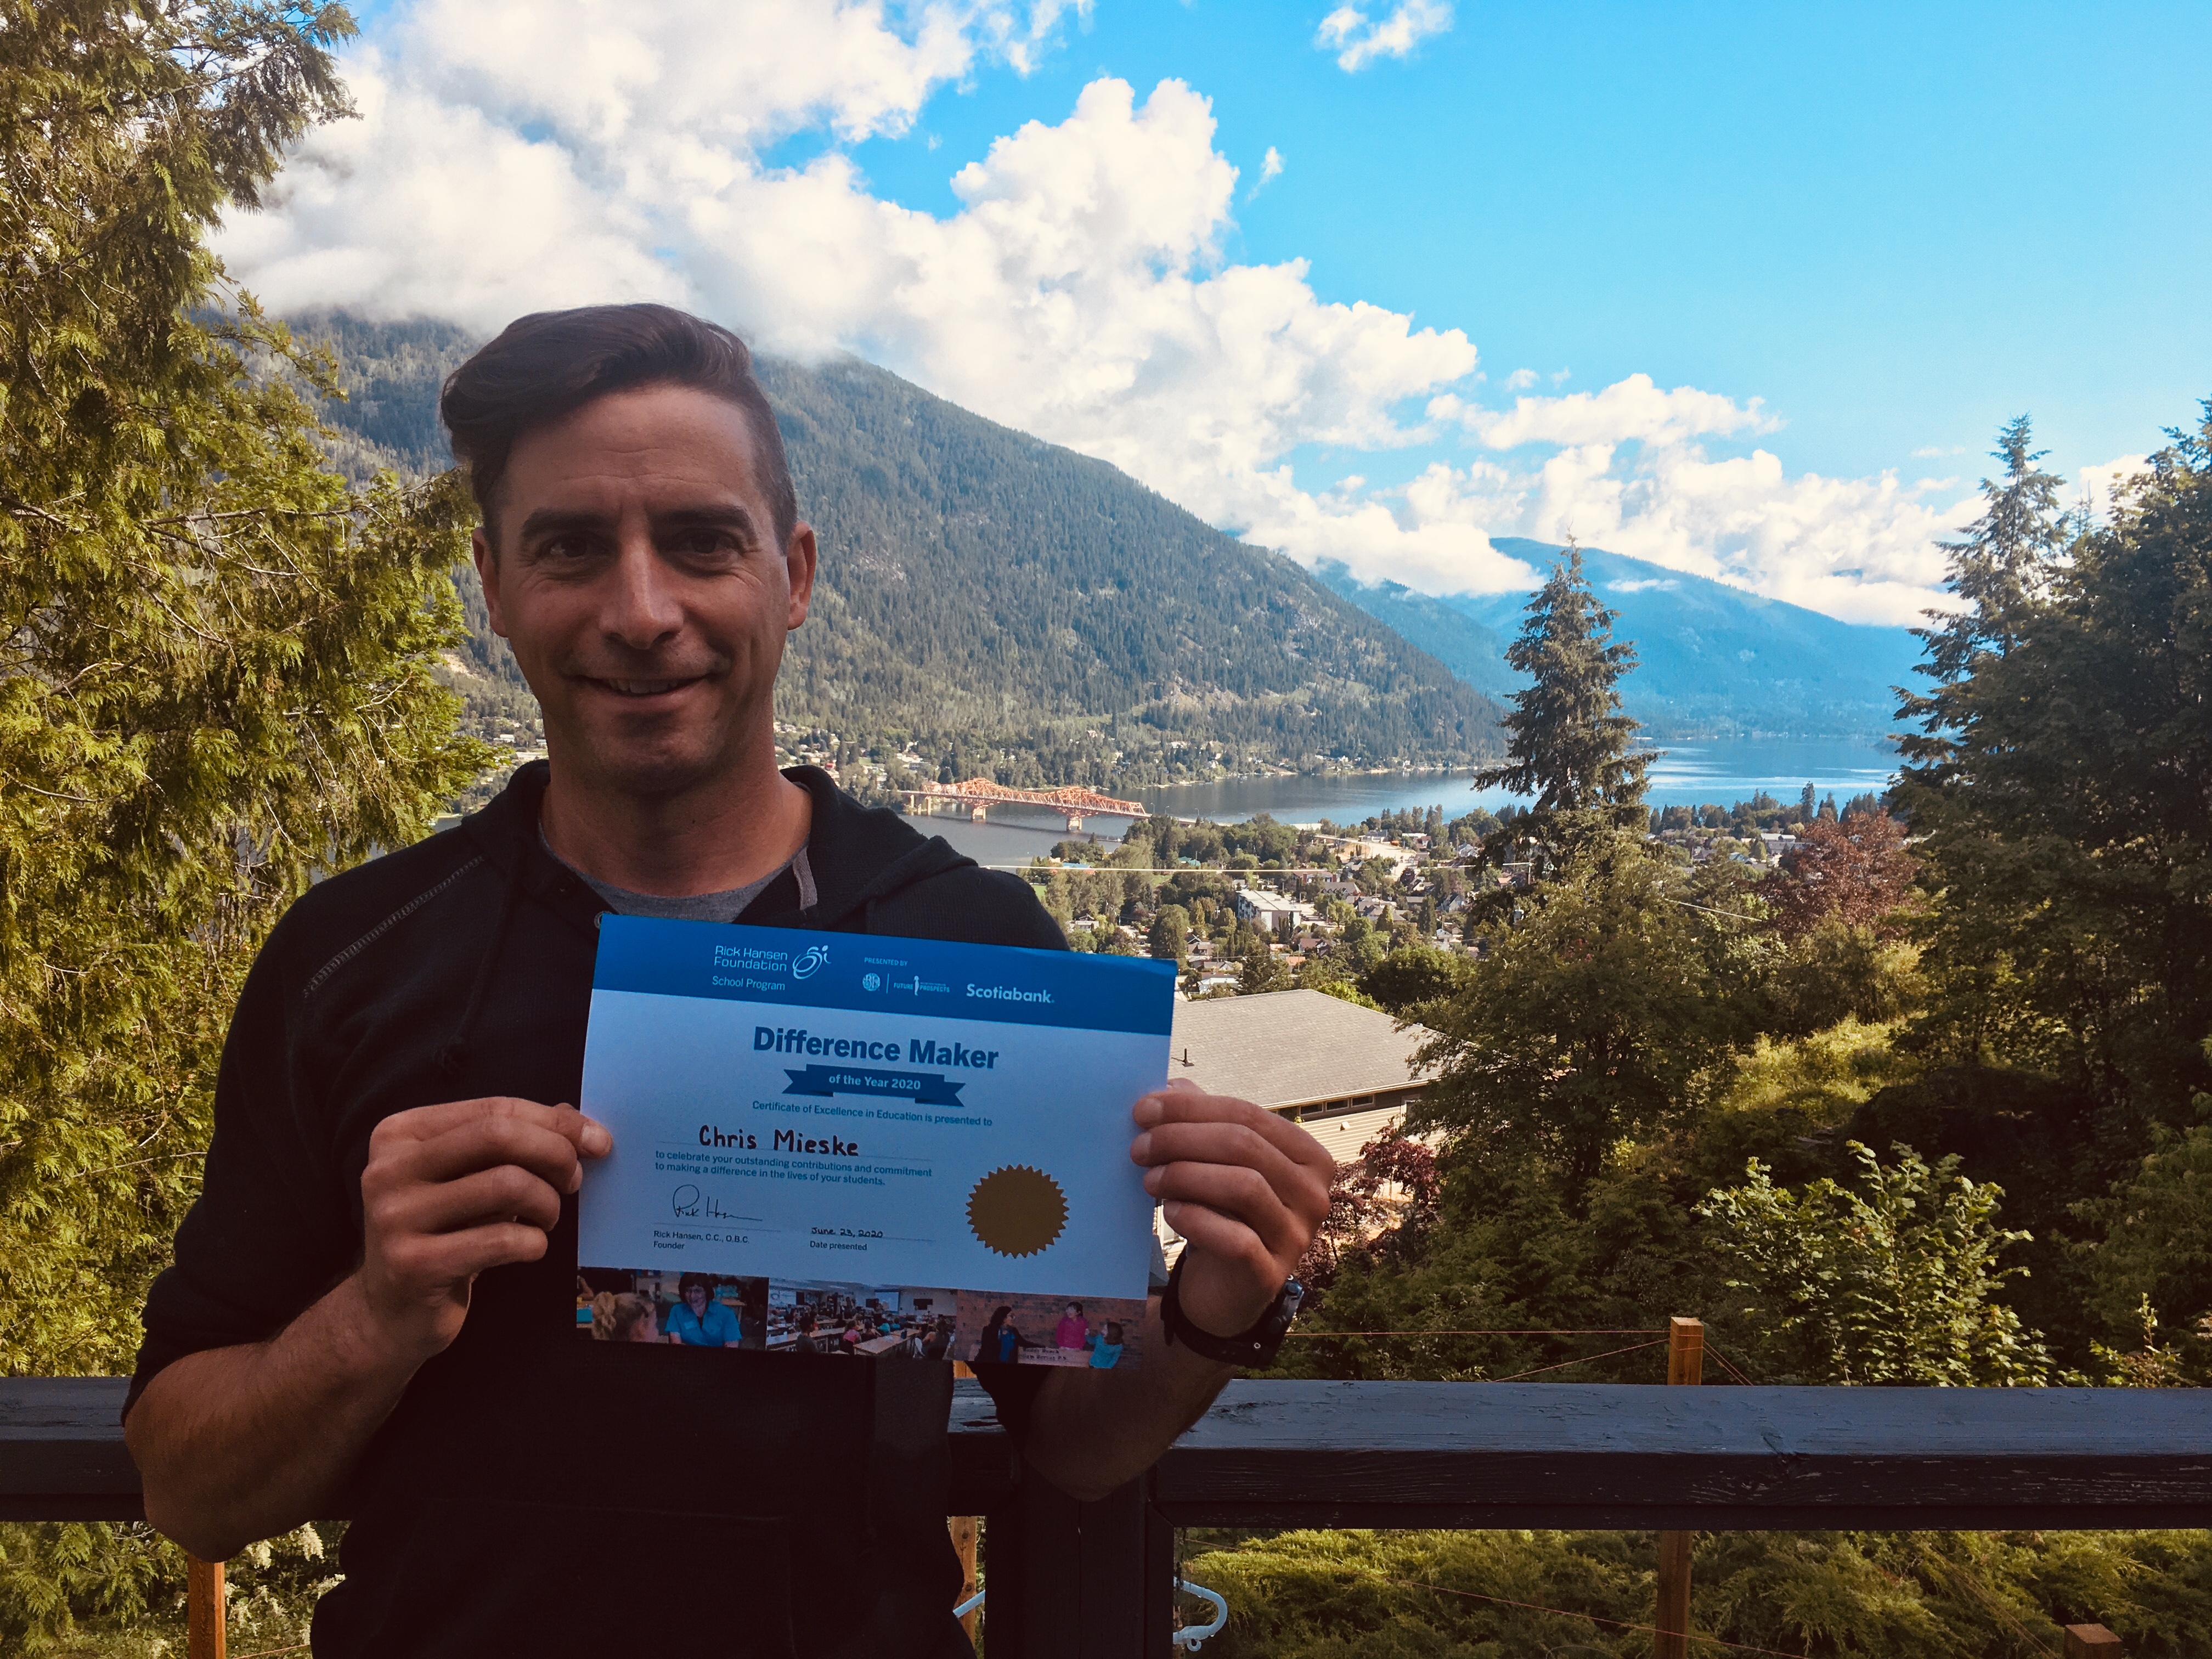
left=130, top=1096, right=611, bottom=1561
left=1023, top=1081, right=1333, bottom=1502
left=356, top=1097, right=612, bottom=1364
left=1130, top=1079, right=1333, bottom=1338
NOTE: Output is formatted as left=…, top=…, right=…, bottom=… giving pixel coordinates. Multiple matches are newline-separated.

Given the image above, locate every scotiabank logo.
left=966, top=983, right=1052, bottom=1005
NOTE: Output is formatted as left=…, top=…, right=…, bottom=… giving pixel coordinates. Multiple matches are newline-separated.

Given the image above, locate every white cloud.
left=1461, top=373, right=1776, bottom=451
left=1315, top=1, right=1454, bottom=71
left=217, top=0, right=1979, bottom=630
left=1249, top=144, right=1284, bottom=198
left=1505, top=368, right=1538, bottom=391
left=2076, top=453, right=2151, bottom=523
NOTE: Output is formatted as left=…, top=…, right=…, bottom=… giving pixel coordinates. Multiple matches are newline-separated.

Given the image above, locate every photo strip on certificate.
left=575, top=918, right=1172, bottom=1367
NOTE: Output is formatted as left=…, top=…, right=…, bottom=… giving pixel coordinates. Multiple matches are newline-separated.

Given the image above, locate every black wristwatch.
left=1160, top=1254, right=1304, bottom=1368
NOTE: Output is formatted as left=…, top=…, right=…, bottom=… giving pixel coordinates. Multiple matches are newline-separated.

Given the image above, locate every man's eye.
left=672, top=531, right=743, bottom=558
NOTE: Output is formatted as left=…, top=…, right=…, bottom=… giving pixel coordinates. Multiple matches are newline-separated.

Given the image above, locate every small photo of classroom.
left=577, top=1267, right=768, bottom=1349
left=768, top=1281, right=959, bottom=1359
left=956, top=1290, right=1146, bottom=1370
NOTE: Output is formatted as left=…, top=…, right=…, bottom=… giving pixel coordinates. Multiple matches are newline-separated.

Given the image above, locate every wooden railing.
left=7, top=1375, right=2207, bottom=1657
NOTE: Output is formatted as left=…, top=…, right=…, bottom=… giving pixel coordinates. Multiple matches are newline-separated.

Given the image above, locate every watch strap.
left=1160, top=1254, right=1304, bottom=1368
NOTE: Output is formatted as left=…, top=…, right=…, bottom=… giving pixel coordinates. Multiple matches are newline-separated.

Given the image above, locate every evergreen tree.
left=1471, top=546, right=1649, bottom=865
left=1, top=0, right=487, bottom=1390
left=1895, top=406, right=2212, bottom=1144
left=1915, top=415, right=2072, bottom=685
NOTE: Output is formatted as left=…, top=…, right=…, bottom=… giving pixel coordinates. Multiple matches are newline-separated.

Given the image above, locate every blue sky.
left=847, top=1, right=2208, bottom=486
left=245, top=1, right=2208, bottom=624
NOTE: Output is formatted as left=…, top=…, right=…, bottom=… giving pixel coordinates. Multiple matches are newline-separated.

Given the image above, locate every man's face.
left=473, top=384, right=815, bottom=798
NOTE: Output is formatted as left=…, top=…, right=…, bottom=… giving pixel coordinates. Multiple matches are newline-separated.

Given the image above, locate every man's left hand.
left=1131, top=1080, right=1334, bottom=1342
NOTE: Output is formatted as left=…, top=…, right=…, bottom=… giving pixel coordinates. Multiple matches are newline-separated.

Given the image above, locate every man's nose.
left=601, top=534, right=684, bottom=650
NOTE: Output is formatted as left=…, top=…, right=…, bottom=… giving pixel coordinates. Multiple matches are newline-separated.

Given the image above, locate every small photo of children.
left=576, top=1267, right=768, bottom=1348
left=766, top=1282, right=958, bottom=1359
left=956, top=1290, right=1146, bottom=1369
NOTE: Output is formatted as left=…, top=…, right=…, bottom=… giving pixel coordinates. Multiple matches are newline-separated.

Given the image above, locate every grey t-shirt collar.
left=539, top=825, right=816, bottom=923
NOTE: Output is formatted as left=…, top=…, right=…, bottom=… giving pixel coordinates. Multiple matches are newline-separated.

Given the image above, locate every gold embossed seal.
left=966, top=1165, right=1068, bottom=1257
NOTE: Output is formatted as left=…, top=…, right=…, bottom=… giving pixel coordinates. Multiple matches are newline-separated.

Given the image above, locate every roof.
left=1167, top=989, right=1435, bottom=1113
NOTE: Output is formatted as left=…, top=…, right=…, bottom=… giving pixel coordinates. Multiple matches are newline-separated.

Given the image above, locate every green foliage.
left=1897, top=408, right=2212, bottom=1139
left=1697, top=1143, right=2051, bottom=1385
left=1763, top=921, right=1925, bottom=1037
left=2076, top=1108, right=2212, bottom=1377
left=1471, top=544, right=1650, bottom=861
left=1, top=5, right=487, bottom=1646
left=0, top=1520, right=338, bottom=1656
left=1182, top=1526, right=2212, bottom=1659
left=1356, top=944, right=1469, bottom=1018
left=1417, top=844, right=1757, bottom=1193
left=1304, top=975, right=1384, bottom=1012
left=1911, top=415, right=2072, bottom=686
left=1148, top=902, right=1191, bottom=963
left=1, top=0, right=488, bottom=1381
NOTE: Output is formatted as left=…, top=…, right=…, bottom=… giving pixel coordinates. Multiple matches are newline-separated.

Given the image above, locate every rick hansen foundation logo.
left=966, top=1166, right=1068, bottom=1258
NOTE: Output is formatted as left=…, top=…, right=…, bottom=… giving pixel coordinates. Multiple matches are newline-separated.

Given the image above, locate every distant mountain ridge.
left=290, top=314, right=1504, bottom=787
left=1315, top=540, right=1923, bottom=741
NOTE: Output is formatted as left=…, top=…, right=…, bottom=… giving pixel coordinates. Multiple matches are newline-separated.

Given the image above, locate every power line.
left=1283, top=1336, right=1663, bottom=1345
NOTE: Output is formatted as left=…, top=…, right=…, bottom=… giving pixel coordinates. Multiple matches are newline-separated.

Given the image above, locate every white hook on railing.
left=1172, top=1579, right=1228, bottom=1650
left=947, top=1579, right=1223, bottom=1646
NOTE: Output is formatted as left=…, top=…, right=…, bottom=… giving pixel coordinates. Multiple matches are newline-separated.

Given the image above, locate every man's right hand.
left=131, top=1097, right=613, bottom=1561
left=354, top=1097, right=612, bottom=1364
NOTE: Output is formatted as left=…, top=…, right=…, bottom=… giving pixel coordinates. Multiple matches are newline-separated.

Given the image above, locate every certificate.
left=575, top=917, right=1175, bottom=1369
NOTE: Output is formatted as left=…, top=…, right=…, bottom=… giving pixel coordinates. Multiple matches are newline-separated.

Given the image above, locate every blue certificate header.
left=591, top=916, right=1177, bottom=1036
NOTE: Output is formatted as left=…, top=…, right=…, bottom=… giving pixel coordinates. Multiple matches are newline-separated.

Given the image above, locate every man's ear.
left=472, top=526, right=510, bottom=638
left=784, top=520, right=818, bottom=633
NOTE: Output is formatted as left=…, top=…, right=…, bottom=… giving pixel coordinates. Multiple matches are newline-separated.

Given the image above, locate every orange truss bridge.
left=900, top=778, right=1151, bottom=832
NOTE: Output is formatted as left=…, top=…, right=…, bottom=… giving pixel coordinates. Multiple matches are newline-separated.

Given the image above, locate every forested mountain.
left=290, top=314, right=1503, bottom=786
left=1317, top=540, right=1923, bottom=741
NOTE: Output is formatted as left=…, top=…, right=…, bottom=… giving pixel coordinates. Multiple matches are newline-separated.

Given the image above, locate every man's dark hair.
left=440, top=303, right=798, bottom=551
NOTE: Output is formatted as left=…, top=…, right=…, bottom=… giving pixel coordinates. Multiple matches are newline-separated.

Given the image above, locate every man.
left=124, top=304, right=1333, bottom=1657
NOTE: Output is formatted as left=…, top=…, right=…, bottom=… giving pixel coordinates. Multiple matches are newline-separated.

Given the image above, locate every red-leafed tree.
left=1297, top=1129, right=1442, bottom=1289
left=1764, top=812, right=1918, bottom=939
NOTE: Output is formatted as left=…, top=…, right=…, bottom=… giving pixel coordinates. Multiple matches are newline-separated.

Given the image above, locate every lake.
left=923, top=736, right=1902, bottom=866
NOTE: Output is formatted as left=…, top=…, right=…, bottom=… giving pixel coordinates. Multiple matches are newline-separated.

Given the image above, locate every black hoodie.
left=128, top=763, right=1065, bottom=1658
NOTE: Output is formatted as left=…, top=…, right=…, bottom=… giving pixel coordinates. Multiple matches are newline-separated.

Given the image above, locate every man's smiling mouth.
left=583, top=675, right=706, bottom=697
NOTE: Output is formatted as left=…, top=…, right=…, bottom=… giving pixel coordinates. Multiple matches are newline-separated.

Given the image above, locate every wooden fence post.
left=2064, top=1624, right=2122, bottom=1657
left=985, top=1471, right=1172, bottom=1658
left=950, top=1516, right=980, bottom=1645
left=1655, top=1317, right=1704, bottom=1659
left=187, top=1555, right=224, bottom=1659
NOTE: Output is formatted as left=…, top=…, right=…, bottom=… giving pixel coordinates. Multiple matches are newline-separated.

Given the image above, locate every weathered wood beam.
left=12, top=1376, right=2212, bottom=1533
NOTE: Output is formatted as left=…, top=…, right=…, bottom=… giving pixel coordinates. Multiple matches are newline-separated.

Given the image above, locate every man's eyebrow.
left=512, top=502, right=761, bottom=543
left=514, top=507, right=613, bottom=543
left=653, top=504, right=760, bottom=539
